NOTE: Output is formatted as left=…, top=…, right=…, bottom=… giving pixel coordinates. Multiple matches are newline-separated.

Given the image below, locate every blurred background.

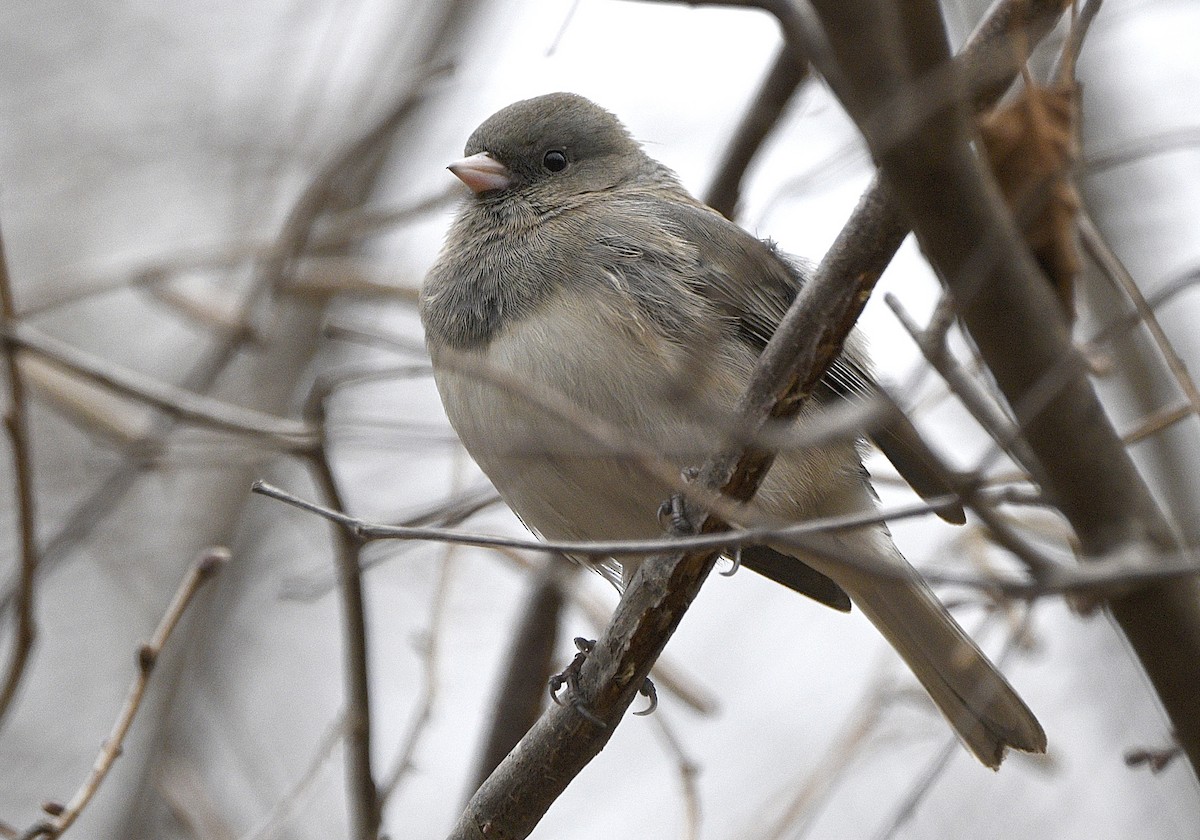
left=2, top=0, right=1200, bottom=837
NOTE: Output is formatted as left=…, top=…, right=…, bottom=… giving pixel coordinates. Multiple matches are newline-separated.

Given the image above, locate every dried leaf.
left=978, top=81, right=1082, bottom=318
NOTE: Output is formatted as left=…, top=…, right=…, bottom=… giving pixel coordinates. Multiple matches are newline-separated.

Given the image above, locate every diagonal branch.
left=1, top=322, right=316, bottom=450
left=805, top=0, right=1200, bottom=777
left=17, top=548, right=228, bottom=840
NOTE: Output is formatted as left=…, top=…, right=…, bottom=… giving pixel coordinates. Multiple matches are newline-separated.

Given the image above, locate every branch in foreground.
left=1, top=322, right=316, bottom=451
left=806, top=0, right=1200, bottom=776
left=251, top=479, right=1022, bottom=564
left=18, top=548, right=228, bottom=840
left=253, top=480, right=1200, bottom=599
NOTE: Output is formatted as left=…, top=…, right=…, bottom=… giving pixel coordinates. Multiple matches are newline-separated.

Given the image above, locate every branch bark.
left=806, top=0, right=1200, bottom=777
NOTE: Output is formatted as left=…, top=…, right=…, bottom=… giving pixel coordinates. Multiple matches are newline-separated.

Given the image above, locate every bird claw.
left=547, top=637, right=659, bottom=721
left=549, top=638, right=606, bottom=727
left=720, top=545, right=742, bottom=577
left=632, top=675, right=658, bottom=716
left=656, top=493, right=694, bottom=533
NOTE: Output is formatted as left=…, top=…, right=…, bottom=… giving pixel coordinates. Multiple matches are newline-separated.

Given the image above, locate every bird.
left=419, top=91, right=1045, bottom=768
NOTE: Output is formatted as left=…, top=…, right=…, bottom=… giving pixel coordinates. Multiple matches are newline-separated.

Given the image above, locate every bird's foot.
left=547, top=637, right=659, bottom=721
left=720, top=545, right=743, bottom=577
left=657, top=492, right=695, bottom=534
left=549, top=638, right=605, bottom=726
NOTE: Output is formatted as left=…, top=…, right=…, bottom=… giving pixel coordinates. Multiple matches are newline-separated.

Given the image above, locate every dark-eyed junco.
left=420, top=92, right=1045, bottom=767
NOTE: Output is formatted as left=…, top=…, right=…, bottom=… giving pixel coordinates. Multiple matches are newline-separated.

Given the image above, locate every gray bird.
left=420, top=92, right=1045, bottom=768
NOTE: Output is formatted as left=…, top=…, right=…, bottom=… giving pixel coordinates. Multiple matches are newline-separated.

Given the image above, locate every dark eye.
left=542, top=150, right=568, bottom=172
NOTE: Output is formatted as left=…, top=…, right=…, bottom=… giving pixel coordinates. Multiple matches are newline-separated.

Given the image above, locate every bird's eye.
left=542, top=150, right=568, bottom=172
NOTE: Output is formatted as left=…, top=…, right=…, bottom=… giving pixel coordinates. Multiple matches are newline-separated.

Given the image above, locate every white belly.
left=428, top=292, right=860, bottom=555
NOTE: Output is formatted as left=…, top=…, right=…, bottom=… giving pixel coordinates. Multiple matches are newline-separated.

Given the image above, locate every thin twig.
left=1079, top=211, right=1200, bottom=427
left=379, top=510, right=458, bottom=805
left=884, top=293, right=1041, bottom=477
left=760, top=673, right=895, bottom=840
left=232, top=712, right=347, bottom=840
left=0, top=226, right=39, bottom=730
left=18, top=548, right=229, bottom=840
left=19, top=188, right=456, bottom=321
left=649, top=712, right=703, bottom=840
left=1122, top=402, right=1195, bottom=446
left=1051, top=0, right=1105, bottom=86
left=251, top=479, right=1029, bottom=562
left=1084, top=126, right=1200, bottom=174
left=278, top=485, right=500, bottom=602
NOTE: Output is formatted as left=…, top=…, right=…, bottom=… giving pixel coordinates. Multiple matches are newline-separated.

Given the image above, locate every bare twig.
left=1079, top=211, right=1200, bottom=426
left=252, top=59, right=454, bottom=295
left=1051, top=0, right=1105, bottom=85
left=1084, top=126, right=1200, bottom=174
left=649, top=713, right=703, bottom=840
left=760, top=674, right=895, bottom=840
left=884, top=293, right=1041, bottom=478
left=261, top=478, right=1200, bottom=602
left=1122, top=403, right=1195, bottom=447
left=0, top=226, right=39, bottom=730
left=18, top=548, right=228, bottom=840
left=19, top=188, right=456, bottom=321
left=235, top=713, right=347, bottom=840
left=379, top=527, right=457, bottom=805
left=704, top=42, right=810, bottom=219
left=306, top=433, right=380, bottom=840
left=251, top=479, right=1015, bottom=563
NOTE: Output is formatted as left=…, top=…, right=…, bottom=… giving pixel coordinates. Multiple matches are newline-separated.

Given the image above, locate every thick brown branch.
left=807, top=0, right=1200, bottom=777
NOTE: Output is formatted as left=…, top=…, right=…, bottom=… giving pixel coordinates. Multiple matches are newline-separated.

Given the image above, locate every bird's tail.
left=840, top=559, right=1046, bottom=768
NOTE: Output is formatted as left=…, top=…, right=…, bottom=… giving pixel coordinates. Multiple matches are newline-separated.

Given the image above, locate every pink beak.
left=447, top=152, right=514, bottom=194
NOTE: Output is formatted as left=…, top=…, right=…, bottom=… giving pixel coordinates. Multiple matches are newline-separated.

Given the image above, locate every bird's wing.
left=653, top=198, right=965, bottom=525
